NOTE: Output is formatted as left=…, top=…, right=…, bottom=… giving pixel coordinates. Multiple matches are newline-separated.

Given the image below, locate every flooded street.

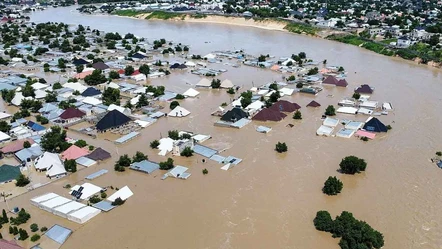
left=2, top=6, right=442, bottom=249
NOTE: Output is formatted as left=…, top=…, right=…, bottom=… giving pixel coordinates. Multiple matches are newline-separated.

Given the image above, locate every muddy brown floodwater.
left=0, top=6, right=441, bottom=249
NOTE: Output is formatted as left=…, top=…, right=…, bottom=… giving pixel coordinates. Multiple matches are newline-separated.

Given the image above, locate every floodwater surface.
left=1, top=6, right=441, bottom=249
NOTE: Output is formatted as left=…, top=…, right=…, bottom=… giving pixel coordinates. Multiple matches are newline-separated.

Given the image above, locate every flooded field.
left=0, top=6, right=441, bottom=249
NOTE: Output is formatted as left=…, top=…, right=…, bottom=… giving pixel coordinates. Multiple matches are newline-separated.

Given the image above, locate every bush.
left=293, top=110, right=302, bottom=120
left=275, top=142, right=288, bottom=153
left=30, top=223, right=38, bottom=232
left=111, top=197, right=125, bottom=206
left=352, top=92, right=361, bottom=100
left=168, top=130, right=180, bottom=140
left=339, top=156, right=367, bottom=174
left=150, top=140, right=160, bottom=149
left=74, top=139, right=87, bottom=148
left=227, top=88, right=235, bottom=94
left=23, top=141, right=31, bottom=148
left=211, top=79, right=221, bottom=88
left=361, top=136, right=369, bottom=142
left=169, top=101, right=180, bottom=110
left=436, top=151, right=442, bottom=156
left=64, top=159, right=77, bottom=173
left=89, top=195, right=101, bottom=204
left=180, top=147, right=193, bottom=157
left=386, top=125, right=392, bottom=130
left=132, top=151, right=148, bottom=162
left=313, top=210, right=384, bottom=249
left=88, top=145, right=94, bottom=151
left=325, top=105, right=336, bottom=116
left=202, top=168, right=208, bottom=175
left=15, top=174, right=30, bottom=187
left=322, top=176, right=343, bottom=195
left=175, top=94, right=185, bottom=99
left=40, top=226, right=47, bottom=232
left=18, top=228, right=28, bottom=240
left=159, top=158, right=174, bottom=170
left=296, top=82, right=303, bottom=88
left=30, top=234, right=40, bottom=242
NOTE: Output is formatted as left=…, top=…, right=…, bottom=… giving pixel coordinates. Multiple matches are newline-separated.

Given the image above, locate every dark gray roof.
left=96, top=110, right=131, bottom=131
left=86, top=147, right=111, bottom=161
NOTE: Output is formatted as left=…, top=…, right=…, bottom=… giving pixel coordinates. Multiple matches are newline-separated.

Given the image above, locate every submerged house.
left=355, top=84, right=374, bottom=94
left=363, top=117, right=387, bottom=132
left=306, top=100, right=321, bottom=108
left=59, top=108, right=86, bottom=124
left=96, top=110, right=131, bottom=132
left=270, top=100, right=301, bottom=113
left=221, top=108, right=248, bottom=122
left=34, top=152, right=66, bottom=179
left=252, top=108, right=287, bottom=122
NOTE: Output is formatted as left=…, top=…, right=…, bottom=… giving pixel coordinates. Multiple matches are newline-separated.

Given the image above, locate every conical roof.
left=306, top=100, right=321, bottom=107
left=96, top=110, right=131, bottom=131
left=363, top=117, right=387, bottom=132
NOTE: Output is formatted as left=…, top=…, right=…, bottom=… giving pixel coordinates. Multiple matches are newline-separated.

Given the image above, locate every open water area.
left=0, top=5, right=441, bottom=249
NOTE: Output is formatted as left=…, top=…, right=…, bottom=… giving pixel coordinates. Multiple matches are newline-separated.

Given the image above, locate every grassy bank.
left=113, top=10, right=146, bottom=17
left=327, top=34, right=394, bottom=56
left=284, top=22, right=319, bottom=36
left=145, top=11, right=185, bottom=20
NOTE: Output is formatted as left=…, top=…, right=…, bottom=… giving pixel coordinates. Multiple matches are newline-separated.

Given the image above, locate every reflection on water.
left=1, top=6, right=440, bottom=249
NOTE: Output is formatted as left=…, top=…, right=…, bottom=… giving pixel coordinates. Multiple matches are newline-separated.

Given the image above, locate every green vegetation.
left=168, top=130, right=180, bottom=140
left=89, top=195, right=101, bottom=204
left=40, top=227, right=47, bottom=232
left=111, top=197, right=125, bottom=206
left=114, top=154, right=131, bottom=172
left=293, top=110, right=302, bottom=120
left=0, top=121, right=11, bottom=133
left=132, top=151, right=148, bottom=163
left=15, top=174, right=30, bottom=187
left=114, top=9, right=145, bottom=17
left=150, top=140, right=160, bottom=149
left=101, top=192, right=107, bottom=199
left=1, top=210, right=8, bottom=225
left=211, top=79, right=221, bottom=89
left=202, top=168, right=209, bottom=175
left=227, top=88, right=235, bottom=94
left=74, top=139, right=87, bottom=148
left=339, top=156, right=367, bottom=174
left=284, top=22, right=319, bottom=36
left=169, top=101, right=180, bottom=110
left=64, top=159, right=77, bottom=173
left=240, top=91, right=253, bottom=108
left=10, top=208, right=31, bottom=226
left=175, top=94, right=185, bottom=100
left=275, top=142, right=288, bottom=153
left=180, top=147, right=194, bottom=157
left=159, top=158, right=174, bottom=170
left=84, top=69, right=107, bottom=85
left=313, top=210, right=384, bottom=249
left=31, top=234, right=40, bottom=242
left=436, top=151, right=442, bottom=157
left=30, top=223, right=38, bottom=232
left=41, top=126, right=70, bottom=153
left=325, top=105, right=336, bottom=116
left=146, top=11, right=185, bottom=20
left=386, top=125, right=392, bottom=130
left=18, top=228, right=28, bottom=240
left=322, top=176, right=343, bottom=195
left=352, top=92, right=361, bottom=100
left=361, top=136, right=369, bottom=142
left=102, top=87, right=120, bottom=106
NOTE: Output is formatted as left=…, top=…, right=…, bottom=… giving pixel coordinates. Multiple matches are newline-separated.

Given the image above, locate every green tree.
left=159, top=158, right=174, bottom=170
left=136, top=94, right=148, bottom=108
left=102, top=88, right=120, bottom=106
left=325, top=105, right=336, bottom=116
left=100, top=192, right=107, bottom=199
left=10, top=208, right=31, bottom=225
left=293, top=110, right=302, bottom=120
left=22, top=84, right=35, bottom=98
left=322, top=176, right=343, bottom=195
left=18, top=228, right=28, bottom=240
left=40, top=227, right=47, bottom=232
left=44, top=92, right=57, bottom=102
left=30, top=234, right=40, bottom=242
left=175, top=94, right=185, bottom=100
left=64, top=159, right=77, bottom=173
left=352, top=92, right=361, bottom=100
left=339, top=156, right=367, bottom=174
left=30, top=223, right=38, bottom=232
left=150, top=140, right=160, bottom=149
left=76, top=64, right=84, bottom=73
left=0, top=121, right=11, bottom=133
left=23, top=141, right=31, bottom=148
left=15, top=174, right=30, bottom=187
left=114, top=154, right=131, bottom=172
left=139, top=64, right=150, bottom=77
left=89, top=195, right=101, bottom=204
left=124, top=65, right=134, bottom=76
left=84, top=69, right=107, bottom=85
left=1, top=89, right=15, bottom=103
left=111, top=197, right=125, bottom=206
left=275, top=142, right=288, bottom=153
left=168, top=130, right=180, bottom=140
left=227, top=88, right=235, bottom=94
left=169, top=101, right=180, bottom=110
left=52, top=82, right=62, bottom=90
left=211, top=79, right=221, bottom=88
left=313, top=211, right=333, bottom=232
left=1, top=209, right=8, bottom=224
left=40, top=126, right=69, bottom=153
left=74, top=139, right=87, bottom=148
left=132, top=151, right=148, bottom=162
left=307, top=67, right=319, bottom=75
left=269, top=91, right=280, bottom=103
left=109, top=70, right=120, bottom=79
left=180, top=147, right=193, bottom=157
left=202, top=168, right=208, bottom=175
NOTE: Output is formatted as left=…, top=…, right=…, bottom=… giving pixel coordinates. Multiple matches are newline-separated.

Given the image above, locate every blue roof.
left=85, top=169, right=108, bottom=180
left=10, top=118, right=27, bottom=128
left=45, top=225, right=72, bottom=244
left=437, top=160, right=442, bottom=169
left=0, top=83, right=17, bottom=91
left=158, top=91, right=177, bottom=101
left=39, top=103, right=58, bottom=113
left=193, top=144, right=218, bottom=158
left=93, top=200, right=115, bottom=212
left=15, top=145, right=43, bottom=162
left=27, top=121, right=46, bottom=131
left=81, top=87, right=101, bottom=97
left=130, top=160, right=160, bottom=174
left=209, top=154, right=225, bottom=163
left=114, top=131, right=139, bottom=144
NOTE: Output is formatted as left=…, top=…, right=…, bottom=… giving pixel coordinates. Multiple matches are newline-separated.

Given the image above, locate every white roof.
left=34, top=152, right=63, bottom=170
left=168, top=106, right=190, bottom=117
left=133, top=87, right=146, bottom=94
left=360, top=100, right=378, bottom=109
left=257, top=89, right=269, bottom=95
left=82, top=97, right=102, bottom=106
left=184, top=61, right=196, bottom=67
left=131, top=74, right=146, bottom=81
left=47, top=162, right=67, bottom=178
left=40, top=196, right=71, bottom=209
left=246, top=100, right=265, bottom=110
left=167, top=166, right=189, bottom=178
left=317, top=125, right=334, bottom=136
left=336, top=107, right=358, bottom=114
left=107, top=186, right=133, bottom=202
left=183, top=88, right=200, bottom=97
left=0, top=131, right=10, bottom=141
left=31, top=193, right=59, bottom=204
left=34, top=89, right=47, bottom=99
left=231, top=97, right=243, bottom=107
left=158, top=137, right=174, bottom=156
left=357, top=107, right=373, bottom=115
left=11, top=92, right=33, bottom=106
left=53, top=201, right=86, bottom=215
left=31, top=82, right=49, bottom=90
left=63, top=82, right=87, bottom=92
left=382, top=102, right=393, bottom=110
left=0, top=112, right=11, bottom=120
left=70, top=183, right=103, bottom=200
left=203, top=53, right=216, bottom=59
left=196, top=78, right=211, bottom=87
left=192, top=134, right=211, bottom=143
left=220, top=79, right=234, bottom=88
left=323, top=117, right=339, bottom=127
left=108, top=104, right=131, bottom=115
left=68, top=206, right=101, bottom=222
left=107, top=82, right=120, bottom=89
left=279, top=87, right=294, bottom=96
left=130, top=95, right=140, bottom=105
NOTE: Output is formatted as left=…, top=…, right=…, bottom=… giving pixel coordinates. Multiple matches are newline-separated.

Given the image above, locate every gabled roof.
left=86, top=147, right=111, bottom=161
left=61, top=145, right=89, bottom=160
left=0, top=239, right=23, bottom=249
left=0, top=138, right=34, bottom=154
left=81, top=87, right=102, bottom=97
left=72, top=58, right=89, bottom=66
left=306, top=100, right=321, bottom=107
left=59, top=108, right=86, bottom=119
left=252, top=108, right=287, bottom=121
left=92, top=62, right=109, bottom=70
left=322, top=75, right=338, bottom=85
left=270, top=100, right=301, bottom=112
left=96, top=110, right=131, bottom=131
left=27, top=121, right=46, bottom=131
left=221, top=107, right=248, bottom=122
left=132, top=52, right=147, bottom=59
left=355, top=84, right=374, bottom=94
left=168, top=106, right=190, bottom=117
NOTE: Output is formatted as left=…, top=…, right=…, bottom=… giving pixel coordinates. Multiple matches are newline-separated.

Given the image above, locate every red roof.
left=0, top=239, right=23, bottom=249
left=131, top=70, right=140, bottom=76
left=322, top=75, right=338, bottom=85
left=61, top=145, right=89, bottom=160
left=59, top=108, right=86, bottom=120
left=270, top=100, right=301, bottom=113
left=0, top=138, right=34, bottom=154
left=117, top=69, right=125, bottom=74
left=306, top=100, right=321, bottom=107
left=252, top=108, right=287, bottom=122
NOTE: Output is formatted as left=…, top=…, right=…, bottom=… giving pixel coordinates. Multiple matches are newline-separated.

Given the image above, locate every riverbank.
left=112, top=10, right=442, bottom=68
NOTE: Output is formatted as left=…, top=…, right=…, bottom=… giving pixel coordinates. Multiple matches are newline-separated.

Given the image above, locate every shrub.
left=211, top=79, right=221, bottom=88
left=293, top=110, right=302, bottom=120
left=352, top=92, right=361, bottom=100
left=159, top=158, right=174, bottom=170
left=325, top=105, right=336, bottom=116
left=175, top=94, right=185, bottom=99
left=313, top=210, right=333, bottom=232
left=30, top=223, right=38, bottom=232
left=339, top=156, right=367, bottom=174
left=180, top=147, right=193, bottom=157
left=150, top=140, right=160, bottom=149
left=15, top=174, right=30, bottom=187
left=23, top=141, right=31, bottom=148
left=132, top=151, right=148, bottom=162
left=361, top=136, right=369, bottom=142
left=111, top=197, right=125, bottom=206
left=296, top=82, right=303, bottom=88
left=322, top=176, right=343, bottom=195
left=275, top=142, right=288, bottom=153
left=168, top=130, right=180, bottom=140
left=18, top=228, right=28, bottom=240
left=30, top=234, right=40, bottom=242
left=169, top=101, right=180, bottom=110
left=74, top=139, right=87, bottom=148
left=202, top=168, right=208, bottom=175
left=227, top=88, right=235, bottom=94
left=386, top=125, right=392, bottom=130
left=40, top=226, right=47, bottom=232
left=89, top=195, right=101, bottom=204
left=436, top=151, right=442, bottom=157
left=88, top=145, right=94, bottom=151
left=100, top=192, right=107, bottom=199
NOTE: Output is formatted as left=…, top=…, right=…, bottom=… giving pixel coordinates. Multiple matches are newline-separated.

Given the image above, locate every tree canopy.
left=84, top=69, right=107, bottom=85
left=322, top=176, right=343, bottom=195
left=339, top=156, right=367, bottom=174
left=40, top=126, right=70, bottom=153
left=159, top=158, right=174, bottom=170
left=132, top=151, right=148, bottom=163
